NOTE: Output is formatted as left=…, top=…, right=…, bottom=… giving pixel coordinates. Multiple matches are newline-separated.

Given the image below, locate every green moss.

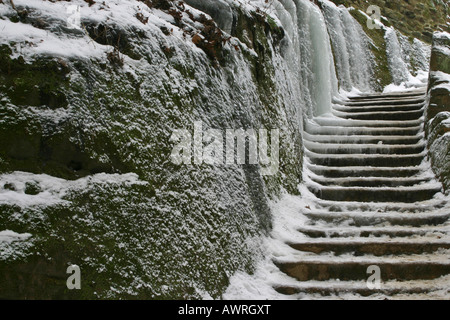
left=329, top=0, right=449, bottom=44
left=350, top=9, right=392, bottom=90
left=0, top=45, right=70, bottom=109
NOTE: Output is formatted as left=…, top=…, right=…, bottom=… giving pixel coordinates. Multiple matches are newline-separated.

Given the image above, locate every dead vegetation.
left=137, top=0, right=233, bottom=66
left=107, top=47, right=124, bottom=66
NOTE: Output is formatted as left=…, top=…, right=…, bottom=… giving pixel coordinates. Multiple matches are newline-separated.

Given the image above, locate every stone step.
left=309, top=176, right=433, bottom=188
left=313, top=199, right=447, bottom=214
left=297, top=226, right=449, bottom=239
left=307, top=184, right=441, bottom=203
left=306, top=151, right=425, bottom=167
left=303, top=211, right=450, bottom=227
left=303, top=133, right=423, bottom=145
left=305, top=124, right=422, bottom=136
left=306, top=164, right=423, bottom=178
left=332, top=109, right=424, bottom=121
left=347, top=91, right=426, bottom=100
left=273, top=279, right=450, bottom=297
left=304, top=141, right=425, bottom=155
left=344, top=95, right=425, bottom=102
left=334, top=103, right=424, bottom=113
left=311, top=117, right=422, bottom=128
left=274, top=258, right=450, bottom=281
left=287, top=240, right=450, bottom=256
left=340, top=99, right=425, bottom=107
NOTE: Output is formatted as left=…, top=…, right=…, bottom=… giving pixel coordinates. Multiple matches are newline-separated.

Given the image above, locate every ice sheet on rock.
left=272, top=0, right=338, bottom=116
left=385, top=28, right=412, bottom=85
left=321, top=0, right=374, bottom=92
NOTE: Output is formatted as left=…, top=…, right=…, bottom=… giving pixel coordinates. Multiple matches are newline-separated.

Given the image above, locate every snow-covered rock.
left=426, top=32, right=450, bottom=191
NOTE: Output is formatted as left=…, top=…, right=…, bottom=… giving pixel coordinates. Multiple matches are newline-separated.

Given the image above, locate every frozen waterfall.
left=320, top=0, right=374, bottom=92
left=385, top=27, right=412, bottom=85
left=269, top=0, right=376, bottom=117
left=250, top=0, right=429, bottom=116
left=272, top=0, right=338, bottom=117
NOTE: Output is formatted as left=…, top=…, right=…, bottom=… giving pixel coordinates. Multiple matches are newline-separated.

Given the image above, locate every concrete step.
left=309, top=176, right=433, bottom=188
left=304, top=141, right=425, bottom=155
left=297, top=226, right=449, bottom=238
left=305, top=124, right=421, bottom=136
left=347, top=91, right=426, bottom=100
left=287, top=240, right=450, bottom=256
left=303, top=133, right=423, bottom=145
left=303, top=211, right=450, bottom=227
left=334, top=104, right=424, bottom=114
left=311, top=117, right=422, bottom=128
left=306, top=151, right=425, bottom=167
left=307, top=184, right=441, bottom=203
left=274, top=258, right=450, bottom=281
left=313, top=199, right=448, bottom=214
left=306, top=164, right=423, bottom=178
left=332, top=109, right=424, bottom=121
left=273, top=279, right=450, bottom=297
left=341, top=99, right=425, bottom=107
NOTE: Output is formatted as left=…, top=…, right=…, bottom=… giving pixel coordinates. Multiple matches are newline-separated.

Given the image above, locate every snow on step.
left=306, top=177, right=442, bottom=202
left=309, top=117, right=422, bottom=128
left=338, top=99, right=425, bottom=107
left=297, top=226, right=449, bottom=238
left=332, top=108, right=424, bottom=121
left=347, top=90, right=426, bottom=100
left=305, top=123, right=422, bottom=136
left=334, top=103, right=424, bottom=113
left=303, top=132, right=423, bottom=145
left=304, top=140, right=425, bottom=155
left=306, top=150, right=426, bottom=167
left=274, top=255, right=450, bottom=281
left=303, top=210, right=450, bottom=227
left=287, top=240, right=450, bottom=256
left=313, top=200, right=448, bottom=214
left=306, top=163, right=424, bottom=178
left=274, top=277, right=450, bottom=297
left=309, top=176, right=433, bottom=188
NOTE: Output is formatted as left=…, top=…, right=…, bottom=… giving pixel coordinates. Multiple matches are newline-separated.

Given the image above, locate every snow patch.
left=383, top=70, right=429, bottom=93
left=0, top=230, right=32, bottom=244
left=0, top=171, right=146, bottom=208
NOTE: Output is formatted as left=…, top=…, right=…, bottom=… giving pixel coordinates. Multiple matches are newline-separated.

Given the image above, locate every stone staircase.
left=273, top=90, right=450, bottom=299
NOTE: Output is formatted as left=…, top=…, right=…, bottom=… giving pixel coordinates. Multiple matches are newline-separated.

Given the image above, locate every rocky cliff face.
left=0, top=0, right=304, bottom=299
left=426, top=32, right=450, bottom=191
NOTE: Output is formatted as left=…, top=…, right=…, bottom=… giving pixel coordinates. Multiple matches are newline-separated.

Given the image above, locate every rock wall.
left=425, top=32, right=450, bottom=191
left=0, top=0, right=303, bottom=299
